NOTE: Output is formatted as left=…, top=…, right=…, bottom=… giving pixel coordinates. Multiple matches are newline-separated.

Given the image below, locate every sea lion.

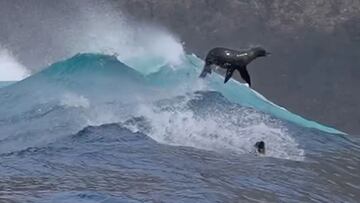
left=199, top=47, right=270, bottom=86
left=254, top=141, right=265, bottom=154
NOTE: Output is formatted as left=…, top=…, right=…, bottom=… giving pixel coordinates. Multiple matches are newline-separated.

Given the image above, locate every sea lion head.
left=251, top=47, right=270, bottom=57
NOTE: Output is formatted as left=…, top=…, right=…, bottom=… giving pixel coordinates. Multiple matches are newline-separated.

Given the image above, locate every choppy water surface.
left=0, top=54, right=359, bottom=202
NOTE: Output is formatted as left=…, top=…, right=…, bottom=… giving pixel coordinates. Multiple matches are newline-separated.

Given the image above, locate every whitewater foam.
left=60, top=92, right=90, bottom=108
left=0, top=46, right=30, bottom=81
left=131, top=94, right=304, bottom=161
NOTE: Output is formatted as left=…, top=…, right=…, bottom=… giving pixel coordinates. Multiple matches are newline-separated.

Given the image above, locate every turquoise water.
left=0, top=81, right=15, bottom=88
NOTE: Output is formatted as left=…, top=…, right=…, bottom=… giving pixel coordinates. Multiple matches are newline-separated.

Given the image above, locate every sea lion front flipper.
left=224, top=67, right=235, bottom=83
left=238, top=67, right=251, bottom=87
left=199, top=63, right=212, bottom=78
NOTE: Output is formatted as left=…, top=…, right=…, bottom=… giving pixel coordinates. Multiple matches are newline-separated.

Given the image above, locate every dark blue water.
left=0, top=54, right=359, bottom=202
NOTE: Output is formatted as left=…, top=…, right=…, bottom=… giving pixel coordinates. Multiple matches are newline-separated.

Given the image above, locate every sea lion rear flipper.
left=238, top=67, right=251, bottom=87
left=199, top=64, right=212, bottom=78
left=224, top=67, right=235, bottom=83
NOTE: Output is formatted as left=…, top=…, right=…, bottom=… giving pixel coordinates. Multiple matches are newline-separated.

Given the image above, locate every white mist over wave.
left=0, top=47, right=29, bottom=81
left=54, top=0, right=185, bottom=74
left=0, top=0, right=185, bottom=73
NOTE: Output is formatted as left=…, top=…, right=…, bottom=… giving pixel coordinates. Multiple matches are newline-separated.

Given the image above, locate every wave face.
left=0, top=81, right=14, bottom=88
left=0, top=53, right=359, bottom=202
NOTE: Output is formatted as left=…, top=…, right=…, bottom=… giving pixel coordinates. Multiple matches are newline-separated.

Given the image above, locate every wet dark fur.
left=199, top=47, right=269, bottom=86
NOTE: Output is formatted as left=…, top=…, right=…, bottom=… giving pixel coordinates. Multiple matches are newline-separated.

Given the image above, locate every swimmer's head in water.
left=254, top=141, right=265, bottom=154
left=251, top=47, right=270, bottom=57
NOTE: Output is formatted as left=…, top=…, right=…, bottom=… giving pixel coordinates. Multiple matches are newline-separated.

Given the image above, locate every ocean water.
left=0, top=53, right=359, bottom=202
left=0, top=81, right=14, bottom=89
